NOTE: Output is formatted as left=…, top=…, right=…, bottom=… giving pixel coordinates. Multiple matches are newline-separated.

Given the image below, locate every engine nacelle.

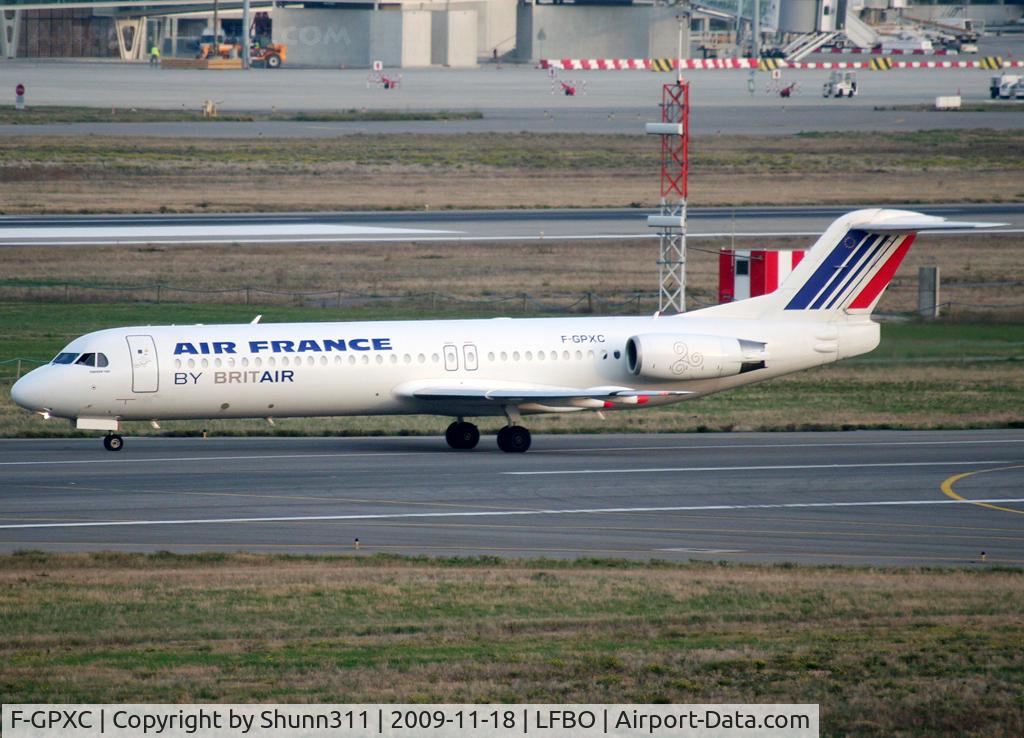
left=625, top=333, right=767, bottom=381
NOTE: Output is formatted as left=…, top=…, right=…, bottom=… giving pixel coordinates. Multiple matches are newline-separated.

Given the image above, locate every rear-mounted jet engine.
left=625, top=334, right=767, bottom=380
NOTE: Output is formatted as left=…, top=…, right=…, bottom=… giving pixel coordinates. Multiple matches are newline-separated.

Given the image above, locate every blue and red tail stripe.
left=848, top=233, right=915, bottom=309
left=785, top=230, right=913, bottom=311
left=785, top=229, right=867, bottom=310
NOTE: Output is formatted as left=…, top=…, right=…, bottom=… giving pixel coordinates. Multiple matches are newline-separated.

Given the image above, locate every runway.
left=2, top=203, right=1021, bottom=245
left=1, top=430, right=1022, bottom=566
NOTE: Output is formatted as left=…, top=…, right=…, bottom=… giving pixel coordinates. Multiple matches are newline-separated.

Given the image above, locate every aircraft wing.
left=394, top=380, right=691, bottom=409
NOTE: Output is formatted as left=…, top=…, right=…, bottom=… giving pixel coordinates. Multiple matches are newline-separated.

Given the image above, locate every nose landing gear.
left=103, top=434, right=124, bottom=452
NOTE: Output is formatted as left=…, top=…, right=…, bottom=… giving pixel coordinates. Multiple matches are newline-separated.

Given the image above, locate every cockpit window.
left=52, top=352, right=78, bottom=365
left=96, top=353, right=109, bottom=368
left=75, top=353, right=97, bottom=366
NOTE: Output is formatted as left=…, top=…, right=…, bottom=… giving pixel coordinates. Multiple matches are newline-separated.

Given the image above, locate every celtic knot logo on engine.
left=670, top=342, right=705, bottom=375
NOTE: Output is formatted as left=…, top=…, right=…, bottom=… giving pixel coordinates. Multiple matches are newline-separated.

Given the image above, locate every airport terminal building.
left=1, top=0, right=1023, bottom=66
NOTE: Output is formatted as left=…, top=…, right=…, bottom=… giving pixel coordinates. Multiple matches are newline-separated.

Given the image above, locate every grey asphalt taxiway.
left=3, top=60, right=1024, bottom=136
left=1, top=430, right=1022, bottom=566
left=2, top=203, right=1022, bottom=246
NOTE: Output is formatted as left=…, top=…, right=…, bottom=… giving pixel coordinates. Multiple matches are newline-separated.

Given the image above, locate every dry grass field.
left=1, top=130, right=1021, bottom=213
left=2, top=232, right=1022, bottom=314
left=1, top=553, right=1021, bottom=737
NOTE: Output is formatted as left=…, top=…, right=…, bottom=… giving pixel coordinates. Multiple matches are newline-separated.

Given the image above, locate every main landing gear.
left=445, top=420, right=480, bottom=450
left=444, top=419, right=531, bottom=453
left=496, top=425, right=531, bottom=453
left=103, top=434, right=124, bottom=452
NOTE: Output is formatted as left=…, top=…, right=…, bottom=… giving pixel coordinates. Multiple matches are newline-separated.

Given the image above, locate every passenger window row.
left=172, top=348, right=623, bottom=371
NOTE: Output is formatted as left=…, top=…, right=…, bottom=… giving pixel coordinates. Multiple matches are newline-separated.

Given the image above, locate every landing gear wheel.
left=445, top=421, right=480, bottom=450
left=103, top=434, right=124, bottom=452
left=496, top=425, right=531, bottom=453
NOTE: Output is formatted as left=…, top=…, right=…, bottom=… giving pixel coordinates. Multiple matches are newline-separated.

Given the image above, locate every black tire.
left=266, top=54, right=281, bottom=69
left=103, top=434, right=124, bottom=452
left=497, top=426, right=531, bottom=453
left=445, top=421, right=480, bottom=450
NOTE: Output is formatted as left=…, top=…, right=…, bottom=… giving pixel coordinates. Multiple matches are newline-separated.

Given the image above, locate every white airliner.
left=10, top=209, right=991, bottom=453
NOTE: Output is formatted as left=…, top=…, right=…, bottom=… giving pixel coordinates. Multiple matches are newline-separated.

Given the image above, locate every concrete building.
left=1, top=0, right=1022, bottom=64
left=271, top=7, right=431, bottom=68
left=516, top=1, right=694, bottom=61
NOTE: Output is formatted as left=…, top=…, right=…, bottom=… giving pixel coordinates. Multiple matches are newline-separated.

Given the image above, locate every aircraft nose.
left=11, top=370, right=48, bottom=412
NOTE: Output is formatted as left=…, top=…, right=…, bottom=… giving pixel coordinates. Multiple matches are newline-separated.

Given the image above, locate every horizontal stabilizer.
left=862, top=213, right=1006, bottom=233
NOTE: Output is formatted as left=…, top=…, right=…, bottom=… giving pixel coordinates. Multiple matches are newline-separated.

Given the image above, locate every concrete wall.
left=447, top=10, right=478, bottom=66
left=517, top=5, right=650, bottom=60
left=372, top=9, right=403, bottom=67
left=274, top=8, right=369, bottom=67
left=779, top=0, right=819, bottom=34
left=516, top=5, right=691, bottom=61
left=401, top=10, right=431, bottom=67
left=464, top=0, right=517, bottom=58
left=432, top=9, right=478, bottom=67
left=274, top=8, right=450, bottom=68
left=649, top=9, right=691, bottom=59
left=430, top=10, right=447, bottom=65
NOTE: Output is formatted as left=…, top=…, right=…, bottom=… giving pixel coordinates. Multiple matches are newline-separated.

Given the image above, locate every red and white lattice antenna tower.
left=645, top=73, right=689, bottom=313
left=644, top=9, right=690, bottom=313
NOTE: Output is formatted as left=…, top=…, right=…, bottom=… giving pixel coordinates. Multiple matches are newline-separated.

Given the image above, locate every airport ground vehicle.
left=823, top=71, right=858, bottom=98
left=990, top=73, right=1022, bottom=99
left=198, top=40, right=287, bottom=68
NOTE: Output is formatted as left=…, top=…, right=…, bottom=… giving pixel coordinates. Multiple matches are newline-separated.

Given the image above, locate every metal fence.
left=0, top=358, right=46, bottom=382
left=0, top=282, right=665, bottom=314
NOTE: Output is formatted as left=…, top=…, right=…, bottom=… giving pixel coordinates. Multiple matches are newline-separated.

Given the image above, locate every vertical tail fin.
left=699, top=208, right=1000, bottom=321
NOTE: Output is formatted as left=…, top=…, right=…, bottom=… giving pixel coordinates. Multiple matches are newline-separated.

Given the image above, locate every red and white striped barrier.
left=891, top=59, right=1024, bottom=69
left=786, top=61, right=869, bottom=69
left=540, top=58, right=758, bottom=71
left=539, top=58, right=1024, bottom=72
left=539, top=59, right=649, bottom=71
left=826, top=48, right=958, bottom=55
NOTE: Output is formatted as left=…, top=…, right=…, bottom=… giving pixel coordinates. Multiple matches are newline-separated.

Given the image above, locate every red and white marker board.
left=719, top=248, right=805, bottom=303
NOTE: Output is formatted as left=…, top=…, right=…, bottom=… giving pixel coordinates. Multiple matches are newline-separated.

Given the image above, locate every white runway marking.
left=1, top=438, right=1020, bottom=467
left=0, top=224, right=458, bottom=238
left=0, top=223, right=458, bottom=245
left=4, top=229, right=1021, bottom=247
left=0, top=451, right=436, bottom=467
left=2, top=497, right=1024, bottom=531
left=538, top=438, right=1024, bottom=454
left=504, top=460, right=1013, bottom=476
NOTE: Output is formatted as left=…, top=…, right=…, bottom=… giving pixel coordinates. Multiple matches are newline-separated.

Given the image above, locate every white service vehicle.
left=879, top=32, right=934, bottom=53
left=991, top=73, right=1023, bottom=99
left=823, top=71, right=858, bottom=98
left=11, top=209, right=996, bottom=454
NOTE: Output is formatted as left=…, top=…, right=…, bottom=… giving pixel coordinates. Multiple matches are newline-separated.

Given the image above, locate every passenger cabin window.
left=52, top=352, right=78, bottom=365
